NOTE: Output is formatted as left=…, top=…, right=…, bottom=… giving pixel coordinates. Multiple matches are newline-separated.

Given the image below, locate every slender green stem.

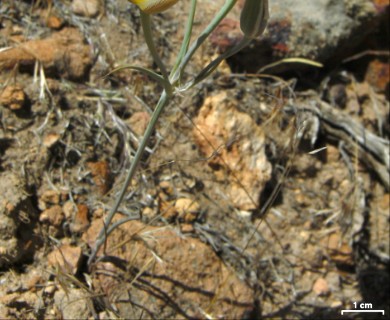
left=170, top=0, right=197, bottom=80
left=171, top=0, right=238, bottom=83
left=106, top=65, right=166, bottom=84
left=88, top=91, right=170, bottom=266
left=140, top=12, right=172, bottom=95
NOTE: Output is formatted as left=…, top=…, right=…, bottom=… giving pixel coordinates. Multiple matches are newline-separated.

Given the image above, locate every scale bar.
left=341, top=310, right=385, bottom=315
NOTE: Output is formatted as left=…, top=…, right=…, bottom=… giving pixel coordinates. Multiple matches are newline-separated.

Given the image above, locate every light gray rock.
left=266, top=0, right=377, bottom=60
left=213, top=0, right=386, bottom=72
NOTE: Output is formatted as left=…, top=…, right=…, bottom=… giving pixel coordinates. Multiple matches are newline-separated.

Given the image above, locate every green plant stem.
left=170, top=0, right=197, bottom=79
left=140, top=11, right=172, bottom=95
left=88, top=91, right=170, bottom=267
left=170, top=0, right=238, bottom=83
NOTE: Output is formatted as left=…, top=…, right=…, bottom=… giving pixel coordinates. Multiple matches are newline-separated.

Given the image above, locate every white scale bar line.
left=341, top=310, right=385, bottom=315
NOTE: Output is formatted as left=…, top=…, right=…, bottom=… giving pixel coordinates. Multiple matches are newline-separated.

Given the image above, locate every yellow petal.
left=129, top=0, right=179, bottom=14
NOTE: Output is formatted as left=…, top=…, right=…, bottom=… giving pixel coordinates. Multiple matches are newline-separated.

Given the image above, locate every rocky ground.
left=0, top=0, right=389, bottom=319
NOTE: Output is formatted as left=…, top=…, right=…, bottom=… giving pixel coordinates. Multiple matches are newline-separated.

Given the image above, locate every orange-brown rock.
left=0, top=85, right=26, bottom=110
left=40, top=9, right=64, bottom=29
left=312, top=277, right=330, bottom=296
left=87, top=161, right=111, bottom=195
left=39, top=205, right=64, bottom=227
left=365, top=59, right=389, bottom=92
left=39, top=190, right=60, bottom=210
left=174, top=197, right=200, bottom=222
left=47, top=244, right=82, bottom=275
left=0, top=28, right=92, bottom=80
left=70, top=204, right=90, bottom=233
left=193, top=92, right=272, bottom=210
left=86, top=218, right=254, bottom=318
left=323, top=230, right=354, bottom=267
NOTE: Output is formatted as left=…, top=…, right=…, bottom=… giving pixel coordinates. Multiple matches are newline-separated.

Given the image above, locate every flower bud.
left=129, top=0, right=179, bottom=14
left=240, top=0, right=269, bottom=39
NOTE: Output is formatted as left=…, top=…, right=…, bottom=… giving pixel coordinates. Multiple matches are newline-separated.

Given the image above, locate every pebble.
left=70, top=204, right=90, bottom=233
left=47, top=244, right=82, bottom=275
left=39, top=205, right=64, bottom=227
left=0, top=85, right=26, bottom=111
left=313, top=277, right=330, bottom=296
left=71, top=0, right=101, bottom=18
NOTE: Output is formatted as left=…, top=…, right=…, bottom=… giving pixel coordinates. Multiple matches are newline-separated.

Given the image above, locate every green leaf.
left=104, top=65, right=167, bottom=87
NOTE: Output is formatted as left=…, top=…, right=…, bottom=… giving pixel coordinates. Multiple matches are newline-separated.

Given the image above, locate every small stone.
left=312, top=277, right=330, bottom=296
left=46, top=15, right=64, bottom=29
left=324, top=231, right=354, bottom=266
left=365, top=59, right=389, bottom=92
left=93, top=208, right=105, bottom=218
left=175, top=198, right=200, bottom=215
left=70, top=204, right=89, bottom=233
left=181, top=224, right=194, bottom=233
left=40, top=9, right=64, bottom=29
left=41, top=190, right=60, bottom=206
left=0, top=85, right=26, bottom=110
left=174, top=198, right=200, bottom=222
left=142, top=207, right=155, bottom=219
left=40, top=205, right=64, bottom=227
left=87, top=161, right=111, bottom=195
left=47, top=244, right=82, bottom=275
left=43, top=133, right=61, bottom=148
left=71, top=0, right=101, bottom=18
left=62, top=201, right=76, bottom=219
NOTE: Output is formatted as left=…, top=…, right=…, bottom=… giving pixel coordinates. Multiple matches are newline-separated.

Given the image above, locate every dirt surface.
left=0, top=0, right=389, bottom=319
